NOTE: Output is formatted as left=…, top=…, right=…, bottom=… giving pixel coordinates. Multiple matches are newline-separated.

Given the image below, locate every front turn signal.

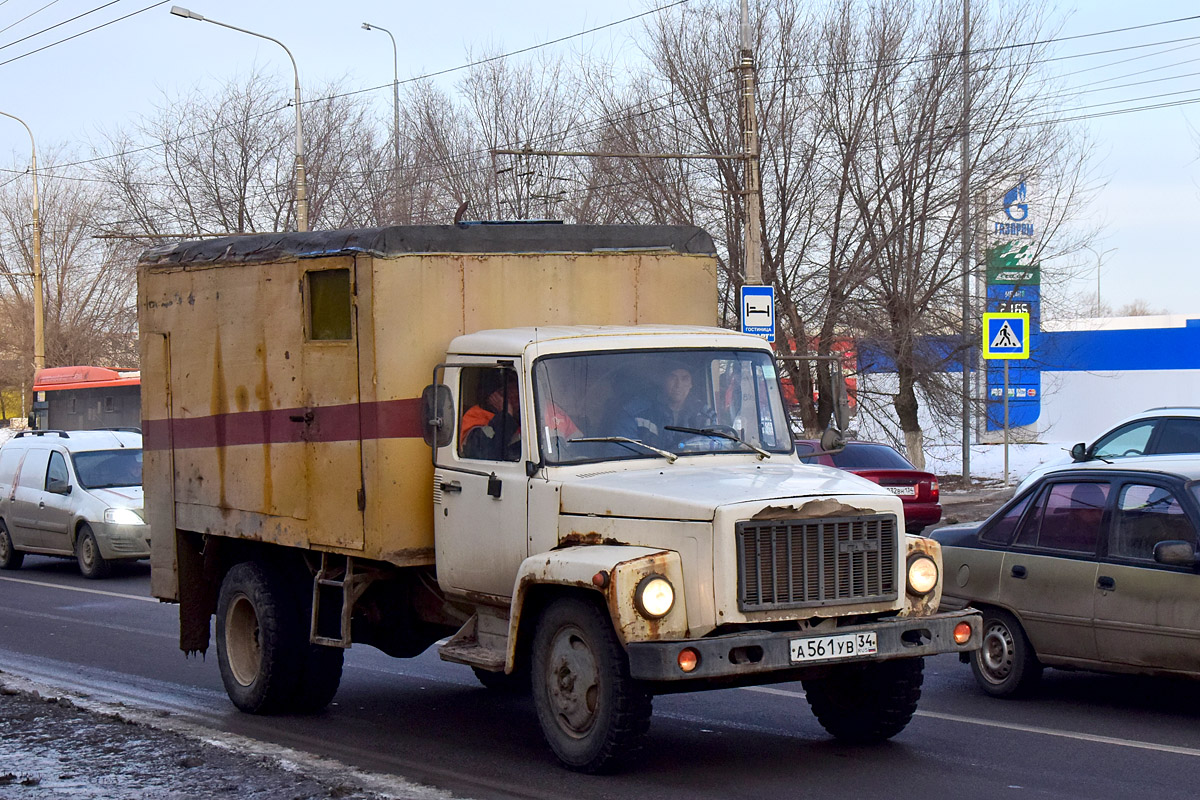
left=953, top=622, right=973, bottom=645
left=677, top=648, right=699, bottom=673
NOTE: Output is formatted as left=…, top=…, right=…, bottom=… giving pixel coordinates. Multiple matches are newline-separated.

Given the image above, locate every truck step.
left=437, top=609, right=509, bottom=670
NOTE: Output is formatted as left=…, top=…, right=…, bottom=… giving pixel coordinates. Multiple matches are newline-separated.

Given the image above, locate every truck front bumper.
left=626, top=609, right=981, bottom=682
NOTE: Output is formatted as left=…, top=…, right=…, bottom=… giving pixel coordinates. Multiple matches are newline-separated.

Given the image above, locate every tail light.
left=929, top=478, right=939, bottom=502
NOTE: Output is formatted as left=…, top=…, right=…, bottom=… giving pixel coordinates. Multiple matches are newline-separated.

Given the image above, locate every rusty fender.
left=900, top=534, right=943, bottom=617
left=506, top=545, right=690, bottom=672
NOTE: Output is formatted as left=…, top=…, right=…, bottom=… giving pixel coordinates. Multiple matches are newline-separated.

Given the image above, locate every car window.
left=1092, top=421, right=1156, bottom=459
left=829, top=443, right=914, bottom=470
left=795, top=442, right=818, bottom=464
left=16, top=449, right=50, bottom=490
left=46, top=452, right=69, bottom=490
left=72, top=449, right=143, bottom=489
left=1014, top=481, right=1109, bottom=554
left=1151, top=418, right=1200, bottom=455
left=979, top=492, right=1034, bottom=545
left=1110, top=483, right=1196, bottom=561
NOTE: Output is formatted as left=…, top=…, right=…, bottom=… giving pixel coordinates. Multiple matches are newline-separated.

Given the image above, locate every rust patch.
left=751, top=499, right=874, bottom=520
left=556, top=531, right=624, bottom=548
left=379, top=546, right=436, bottom=566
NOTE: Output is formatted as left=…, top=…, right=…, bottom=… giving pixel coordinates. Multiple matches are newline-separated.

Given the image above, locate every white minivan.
left=0, top=429, right=148, bottom=578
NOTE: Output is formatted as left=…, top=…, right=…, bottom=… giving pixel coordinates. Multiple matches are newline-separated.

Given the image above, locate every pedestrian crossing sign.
left=982, top=312, right=1030, bottom=360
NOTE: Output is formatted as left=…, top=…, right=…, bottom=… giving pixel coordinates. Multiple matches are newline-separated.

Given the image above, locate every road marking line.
left=0, top=574, right=158, bottom=602
left=742, top=685, right=1200, bottom=758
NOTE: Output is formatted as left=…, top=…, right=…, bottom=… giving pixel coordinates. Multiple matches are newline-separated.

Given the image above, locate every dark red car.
left=796, top=440, right=941, bottom=534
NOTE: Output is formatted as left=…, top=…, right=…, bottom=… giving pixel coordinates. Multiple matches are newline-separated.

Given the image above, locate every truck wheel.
left=971, top=607, right=1042, bottom=698
left=802, top=657, right=924, bottom=744
left=473, top=666, right=528, bottom=694
left=216, top=562, right=302, bottom=713
left=0, top=521, right=24, bottom=570
left=531, top=597, right=652, bottom=773
left=75, top=525, right=111, bottom=579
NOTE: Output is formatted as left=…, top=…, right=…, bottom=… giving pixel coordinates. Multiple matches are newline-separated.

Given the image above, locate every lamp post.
left=361, top=22, right=400, bottom=184
left=170, top=6, right=309, bottom=232
left=0, top=111, right=44, bottom=372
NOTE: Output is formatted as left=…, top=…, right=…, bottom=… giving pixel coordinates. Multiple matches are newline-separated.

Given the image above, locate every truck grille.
left=736, top=515, right=898, bottom=611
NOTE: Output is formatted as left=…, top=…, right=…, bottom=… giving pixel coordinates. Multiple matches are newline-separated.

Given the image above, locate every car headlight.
left=906, top=555, right=939, bottom=595
left=635, top=574, right=675, bottom=619
left=104, top=508, right=145, bottom=525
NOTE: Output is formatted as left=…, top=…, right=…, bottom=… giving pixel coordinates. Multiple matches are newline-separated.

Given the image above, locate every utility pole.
left=960, top=0, right=972, bottom=481
left=739, top=0, right=763, bottom=286
left=0, top=111, right=45, bottom=372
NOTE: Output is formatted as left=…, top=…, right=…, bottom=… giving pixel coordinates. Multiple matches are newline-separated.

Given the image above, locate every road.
left=2, top=555, right=1199, bottom=799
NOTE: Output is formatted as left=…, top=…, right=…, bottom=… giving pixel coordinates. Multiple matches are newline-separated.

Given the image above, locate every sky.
left=0, top=0, right=1196, bottom=316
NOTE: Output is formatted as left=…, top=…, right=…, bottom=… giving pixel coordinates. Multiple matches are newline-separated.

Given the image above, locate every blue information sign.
left=740, top=285, right=775, bottom=342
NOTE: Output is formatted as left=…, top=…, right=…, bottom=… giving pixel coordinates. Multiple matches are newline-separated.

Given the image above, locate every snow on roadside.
left=924, top=440, right=1073, bottom=482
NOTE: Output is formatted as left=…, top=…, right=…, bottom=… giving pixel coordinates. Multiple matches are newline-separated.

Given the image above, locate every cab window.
left=1111, top=483, right=1196, bottom=561
left=458, top=367, right=521, bottom=462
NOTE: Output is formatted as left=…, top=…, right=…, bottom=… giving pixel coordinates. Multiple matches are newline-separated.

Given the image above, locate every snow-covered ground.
left=924, top=439, right=1074, bottom=483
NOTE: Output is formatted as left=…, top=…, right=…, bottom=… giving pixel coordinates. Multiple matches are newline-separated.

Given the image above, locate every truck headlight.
left=906, top=555, right=938, bottom=596
left=635, top=574, right=675, bottom=619
left=104, top=508, right=145, bottom=525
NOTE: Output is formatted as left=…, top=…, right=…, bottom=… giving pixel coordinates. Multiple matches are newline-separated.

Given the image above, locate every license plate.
left=886, top=486, right=916, bottom=496
left=790, top=631, right=878, bottom=663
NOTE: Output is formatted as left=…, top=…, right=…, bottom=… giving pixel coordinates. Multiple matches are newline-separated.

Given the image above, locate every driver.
left=656, top=364, right=716, bottom=447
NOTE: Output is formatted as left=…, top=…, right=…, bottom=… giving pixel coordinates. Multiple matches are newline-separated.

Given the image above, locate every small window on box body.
left=307, top=269, right=352, bottom=341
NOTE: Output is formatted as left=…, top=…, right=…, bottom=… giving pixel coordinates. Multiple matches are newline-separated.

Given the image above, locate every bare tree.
left=0, top=146, right=139, bottom=401
left=93, top=68, right=391, bottom=240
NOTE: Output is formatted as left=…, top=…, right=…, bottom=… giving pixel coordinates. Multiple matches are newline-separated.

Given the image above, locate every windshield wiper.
left=666, top=426, right=772, bottom=459
left=568, top=436, right=678, bottom=463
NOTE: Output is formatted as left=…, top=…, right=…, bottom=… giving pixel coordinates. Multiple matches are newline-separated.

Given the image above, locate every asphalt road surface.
left=2, top=555, right=1200, bottom=800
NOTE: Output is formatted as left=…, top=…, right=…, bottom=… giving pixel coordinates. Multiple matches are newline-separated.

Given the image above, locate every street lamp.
left=361, top=22, right=400, bottom=187
left=0, top=111, right=45, bottom=372
left=170, top=6, right=310, bottom=232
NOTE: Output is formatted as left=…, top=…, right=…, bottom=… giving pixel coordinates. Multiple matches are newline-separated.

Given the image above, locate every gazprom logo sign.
left=994, top=180, right=1034, bottom=237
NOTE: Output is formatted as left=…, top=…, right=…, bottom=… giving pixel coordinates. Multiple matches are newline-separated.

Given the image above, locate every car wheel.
left=802, top=657, right=924, bottom=743
left=0, top=520, right=23, bottom=570
left=531, top=596, right=652, bottom=773
left=970, top=607, right=1042, bottom=698
left=75, top=525, right=111, bottom=579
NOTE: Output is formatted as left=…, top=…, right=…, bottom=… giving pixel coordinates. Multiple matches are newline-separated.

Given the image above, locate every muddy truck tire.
left=802, top=657, right=924, bottom=744
left=531, top=596, right=652, bottom=773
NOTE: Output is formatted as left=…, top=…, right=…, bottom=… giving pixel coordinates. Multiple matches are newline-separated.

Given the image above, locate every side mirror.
left=47, top=479, right=71, bottom=495
left=26, top=412, right=35, bottom=430
left=420, top=384, right=455, bottom=448
left=1154, top=540, right=1198, bottom=568
left=819, top=427, right=846, bottom=453
left=1069, top=442, right=1088, bottom=462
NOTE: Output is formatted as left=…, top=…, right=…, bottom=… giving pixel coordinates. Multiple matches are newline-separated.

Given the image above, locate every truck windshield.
left=533, top=349, right=792, bottom=465
left=72, top=449, right=143, bottom=489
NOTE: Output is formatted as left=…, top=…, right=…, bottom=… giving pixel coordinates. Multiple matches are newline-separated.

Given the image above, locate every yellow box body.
left=138, top=226, right=719, bottom=600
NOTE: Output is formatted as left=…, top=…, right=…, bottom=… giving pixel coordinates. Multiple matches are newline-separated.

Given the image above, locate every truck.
left=138, top=223, right=981, bottom=772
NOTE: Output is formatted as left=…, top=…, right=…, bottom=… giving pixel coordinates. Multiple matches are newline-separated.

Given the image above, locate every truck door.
left=433, top=364, right=529, bottom=599
left=301, top=266, right=365, bottom=550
